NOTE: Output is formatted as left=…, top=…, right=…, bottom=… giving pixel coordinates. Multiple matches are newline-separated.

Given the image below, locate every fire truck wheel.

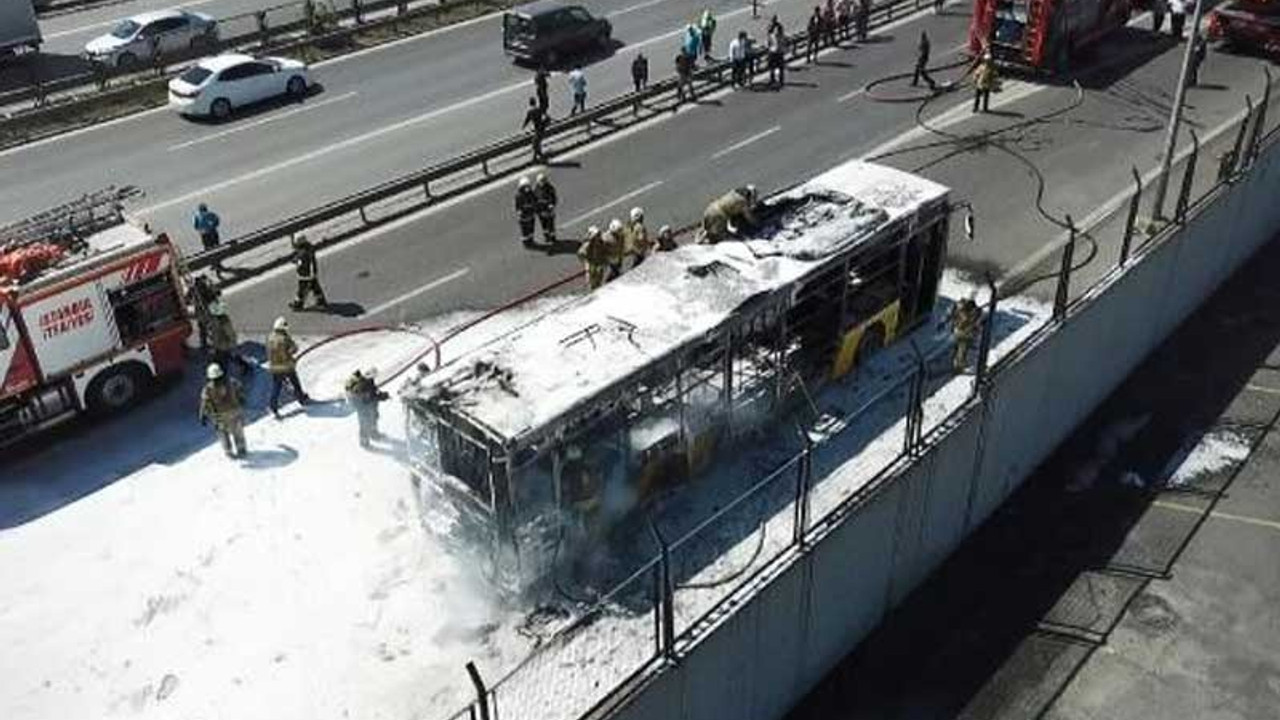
left=85, top=363, right=153, bottom=416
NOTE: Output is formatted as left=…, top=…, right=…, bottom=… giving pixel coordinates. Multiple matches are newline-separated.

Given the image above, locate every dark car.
left=1208, top=0, right=1280, bottom=57
left=503, top=0, right=612, bottom=66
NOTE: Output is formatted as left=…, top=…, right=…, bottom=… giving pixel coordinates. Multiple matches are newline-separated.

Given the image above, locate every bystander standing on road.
left=857, top=0, right=870, bottom=40
left=1169, top=0, right=1187, bottom=39
left=568, top=66, right=587, bottom=114
left=1151, top=0, right=1166, bottom=33
left=700, top=8, right=717, bottom=58
left=807, top=7, right=822, bottom=61
left=522, top=97, right=548, bottom=162
left=631, top=51, right=649, bottom=92
left=683, top=24, right=702, bottom=61
left=823, top=0, right=838, bottom=47
left=676, top=49, right=696, bottom=103
left=768, top=18, right=787, bottom=88
left=193, top=203, right=225, bottom=274
left=913, top=31, right=937, bottom=90
left=534, top=65, right=550, bottom=113
left=1188, top=32, right=1207, bottom=86
left=730, top=31, right=749, bottom=87
left=934, top=0, right=944, bottom=13
left=837, top=0, right=851, bottom=40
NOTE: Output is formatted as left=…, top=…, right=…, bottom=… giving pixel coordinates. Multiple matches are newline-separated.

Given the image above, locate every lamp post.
left=1151, top=0, right=1207, bottom=220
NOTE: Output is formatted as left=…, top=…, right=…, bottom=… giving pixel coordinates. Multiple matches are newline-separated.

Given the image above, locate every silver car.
left=84, top=8, right=218, bottom=68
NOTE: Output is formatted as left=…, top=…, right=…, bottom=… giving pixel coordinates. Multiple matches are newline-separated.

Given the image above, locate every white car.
left=84, top=9, right=218, bottom=69
left=168, top=53, right=311, bottom=119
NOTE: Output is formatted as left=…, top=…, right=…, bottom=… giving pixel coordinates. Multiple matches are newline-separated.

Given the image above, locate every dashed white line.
left=608, top=0, right=675, bottom=18
left=364, top=267, right=472, bottom=317
left=711, top=125, right=781, bottom=159
left=168, top=92, right=359, bottom=151
left=837, top=87, right=867, bottom=103
left=565, top=180, right=664, bottom=228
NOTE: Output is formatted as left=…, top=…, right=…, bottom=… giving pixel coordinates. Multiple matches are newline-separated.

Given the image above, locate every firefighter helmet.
left=536, top=173, right=548, bottom=185
left=518, top=176, right=531, bottom=189
left=206, top=363, right=225, bottom=380
left=273, top=317, right=289, bottom=332
left=608, top=218, right=624, bottom=234
left=586, top=225, right=601, bottom=238
left=630, top=206, right=644, bottom=222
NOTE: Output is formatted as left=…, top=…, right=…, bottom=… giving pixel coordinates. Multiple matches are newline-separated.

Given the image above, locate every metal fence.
left=428, top=68, right=1280, bottom=720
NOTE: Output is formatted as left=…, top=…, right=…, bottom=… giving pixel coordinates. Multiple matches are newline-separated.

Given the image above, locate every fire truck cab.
left=0, top=190, right=193, bottom=447
left=970, top=0, right=1136, bottom=71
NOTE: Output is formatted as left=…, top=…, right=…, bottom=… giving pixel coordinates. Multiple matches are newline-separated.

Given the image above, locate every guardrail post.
left=906, top=341, right=926, bottom=451
left=973, top=273, right=998, bottom=394
left=1174, top=128, right=1198, bottom=224
left=646, top=519, right=676, bottom=659
left=792, top=435, right=812, bottom=548
left=1119, top=166, right=1141, bottom=267
left=1053, top=215, right=1075, bottom=320
left=1246, top=70, right=1270, bottom=167
left=256, top=11, right=270, bottom=49
left=464, top=662, right=491, bottom=720
left=1221, top=96, right=1251, bottom=182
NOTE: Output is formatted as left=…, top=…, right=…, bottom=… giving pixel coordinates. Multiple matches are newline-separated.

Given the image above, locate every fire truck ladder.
left=0, top=186, right=142, bottom=254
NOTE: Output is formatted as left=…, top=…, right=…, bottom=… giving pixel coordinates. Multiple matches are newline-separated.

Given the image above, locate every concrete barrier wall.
left=603, top=139, right=1280, bottom=720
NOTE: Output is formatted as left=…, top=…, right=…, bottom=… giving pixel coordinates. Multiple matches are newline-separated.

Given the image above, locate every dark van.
left=502, top=0, right=612, bottom=66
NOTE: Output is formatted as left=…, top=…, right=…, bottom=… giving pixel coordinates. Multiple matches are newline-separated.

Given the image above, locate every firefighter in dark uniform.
left=199, top=362, right=247, bottom=458
left=289, top=234, right=327, bottom=311
left=515, top=176, right=539, bottom=247
left=701, top=185, right=759, bottom=243
left=534, top=173, right=558, bottom=244
left=186, top=273, right=221, bottom=350
left=949, top=297, right=982, bottom=372
left=207, top=301, right=253, bottom=376
left=913, top=31, right=937, bottom=90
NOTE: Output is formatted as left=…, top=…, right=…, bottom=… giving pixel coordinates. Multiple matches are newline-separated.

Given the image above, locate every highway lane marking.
left=837, top=87, right=867, bottom=103
left=222, top=0, right=966, bottom=298
left=138, top=78, right=530, bottom=214
left=364, top=267, right=472, bottom=317
left=1153, top=500, right=1280, bottom=534
left=608, top=0, right=677, bottom=18
left=860, top=79, right=1043, bottom=160
left=167, top=91, right=359, bottom=151
left=999, top=106, right=1260, bottom=290
left=43, top=0, right=223, bottom=40
left=711, top=125, right=781, bottom=160
left=564, top=180, right=665, bottom=227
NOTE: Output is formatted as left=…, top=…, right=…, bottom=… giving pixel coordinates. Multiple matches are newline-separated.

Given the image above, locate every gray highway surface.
left=210, top=10, right=1279, bottom=335
left=37, top=0, right=280, bottom=56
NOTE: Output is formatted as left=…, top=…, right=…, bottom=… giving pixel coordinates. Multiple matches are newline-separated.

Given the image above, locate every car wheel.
left=85, top=362, right=152, bottom=416
left=210, top=97, right=232, bottom=119
left=286, top=75, right=307, bottom=98
left=116, top=51, right=137, bottom=69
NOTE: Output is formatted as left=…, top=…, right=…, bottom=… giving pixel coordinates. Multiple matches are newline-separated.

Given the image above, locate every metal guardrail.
left=5, top=0, right=498, bottom=112
left=187, top=0, right=928, bottom=275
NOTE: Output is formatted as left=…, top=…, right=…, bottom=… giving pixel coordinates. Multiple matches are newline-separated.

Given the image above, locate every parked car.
left=84, top=8, right=218, bottom=68
left=502, top=0, right=611, bottom=66
left=168, top=53, right=310, bottom=119
left=1208, top=0, right=1280, bottom=57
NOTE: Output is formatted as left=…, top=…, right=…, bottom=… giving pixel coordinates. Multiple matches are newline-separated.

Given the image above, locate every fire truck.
left=0, top=189, right=193, bottom=447
left=970, top=0, right=1137, bottom=71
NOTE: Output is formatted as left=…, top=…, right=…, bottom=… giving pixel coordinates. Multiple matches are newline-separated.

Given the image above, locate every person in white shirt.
left=729, top=31, right=749, bottom=87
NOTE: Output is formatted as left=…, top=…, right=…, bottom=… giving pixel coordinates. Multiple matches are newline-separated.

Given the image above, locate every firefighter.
left=701, top=185, right=759, bottom=243
left=345, top=368, right=389, bottom=448
left=855, top=0, right=870, bottom=42
left=577, top=225, right=609, bottom=290
left=533, top=64, right=549, bottom=113
left=949, top=297, right=982, bottom=372
left=806, top=7, right=822, bottom=62
left=602, top=218, right=628, bottom=281
left=267, top=317, right=312, bottom=417
left=186, top=273, right=222, bottom=350
left=627, top=206, right=653, bottom=268
left=913, top=31, right=937, bottom=90
left=534, top=173, right=558, bottom=244
left=199, top=362, right=247, bottom=458
left=1151, top=0, right=1166, bottom=33
left=515, top=176, right=539, bottom=247
left=207, top=302, right=253, bottom=376
left=289, top=234, right=327, bottom=311
left=1188, top=32, right=1207, bottom=87
left=656, top=224, right=677, bottom=252
left=973, top=51, right=996, bottom=113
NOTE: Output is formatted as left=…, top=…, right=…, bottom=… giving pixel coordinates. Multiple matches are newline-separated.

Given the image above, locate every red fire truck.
left=0, top=189, right=193, bottom=446
left=970, top=0, right=1137, bottom=71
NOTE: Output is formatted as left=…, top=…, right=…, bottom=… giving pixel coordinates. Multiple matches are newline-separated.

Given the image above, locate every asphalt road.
left=215, top=11, right=1280, bottom=335
left=2, top=0, right=834, bottom=245
left=36, top=0, right=283, bottom=56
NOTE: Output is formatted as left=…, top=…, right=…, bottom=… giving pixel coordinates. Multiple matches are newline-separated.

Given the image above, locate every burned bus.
left=402, top=161, right=951, bottom=581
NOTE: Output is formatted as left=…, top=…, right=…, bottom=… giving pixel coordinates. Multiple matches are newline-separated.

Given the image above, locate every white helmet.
left=206, top=363, right=224, bottom=380
left=273, top=317, right=289, bottom=332
left=608, top=218, right=624, bottom=233
left=586, top=225, right=601, bottom=238
left=630, top=206, right=644, bottom=222
left=365, top=367, right=378, bottom=379
left=536, top=173, right=548, bottom=185
left=518, top=176, right=531, bottom=189
left=745, top=184, right=758, bottom=202
left=208, top=301, right=227, bottom=316
left=658, top=224, right=673, bottom=236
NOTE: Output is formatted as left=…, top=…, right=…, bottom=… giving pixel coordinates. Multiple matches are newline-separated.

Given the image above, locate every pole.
left=1150, top=0, right=1207, bottom=220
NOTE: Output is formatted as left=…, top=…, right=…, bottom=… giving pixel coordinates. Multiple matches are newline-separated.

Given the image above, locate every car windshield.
left=110, top=20, right=140, bottom=39
left=178, top=66, right=213, bottom=85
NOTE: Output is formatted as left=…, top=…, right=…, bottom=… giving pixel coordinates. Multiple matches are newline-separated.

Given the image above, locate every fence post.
left=465, top=662, right=491, bottom=720
left=1119, top=166, right=1141, bottom=267
left=646, top=519, right=676, bottom=659
left=908, top=341, right=926, bottom=449
left=1174, top=128, right=1199, bottom=224
left=1221, top=95, right=1251, bottom=182
left=792, top=435, right=812, bottom=548
left=1244, top=70, right=1270, bottom=167
left=973, top=273, right=998, bottom=394
left=1053, top=215, right=1075, bottom=320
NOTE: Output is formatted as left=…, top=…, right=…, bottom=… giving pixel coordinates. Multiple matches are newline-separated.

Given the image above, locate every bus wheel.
left=856, top=324, right=886, bottom=367
left=85, top=362, right=152, bottom=416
